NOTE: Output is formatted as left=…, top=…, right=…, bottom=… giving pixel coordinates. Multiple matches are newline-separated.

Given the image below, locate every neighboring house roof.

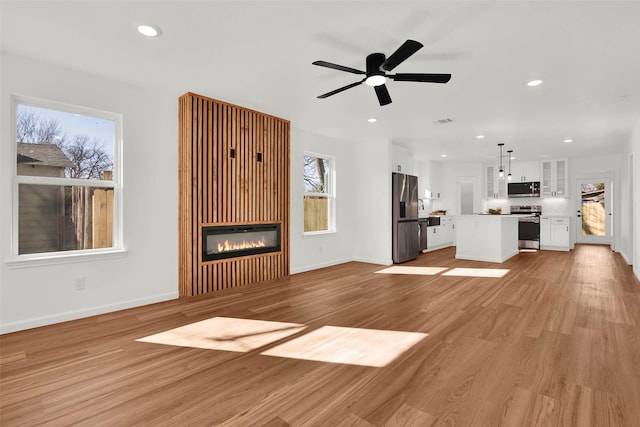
left=17, top=142, right=75, bottom=168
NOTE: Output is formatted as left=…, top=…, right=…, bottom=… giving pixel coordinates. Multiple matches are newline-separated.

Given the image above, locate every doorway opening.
left=576, top=177, right=611, bottom=245
left=457, top=177, right=477, bottom=215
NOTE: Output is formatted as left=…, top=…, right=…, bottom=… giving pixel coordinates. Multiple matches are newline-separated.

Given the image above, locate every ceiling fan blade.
left=312, top=60, right=366, bottom=75
left=380, top=39, right=423, bottom=72
left=317, top=79, right=366, bottom=99
left=374, top=84, right=392, bottom=106
left=391, top=73, right=452, bottom=83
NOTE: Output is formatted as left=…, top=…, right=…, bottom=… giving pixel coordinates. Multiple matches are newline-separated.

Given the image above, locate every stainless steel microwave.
left=508, top=181, right=540, bottom=198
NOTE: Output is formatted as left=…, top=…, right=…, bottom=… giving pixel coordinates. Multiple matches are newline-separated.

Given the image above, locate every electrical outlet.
left=74, top=277, right=86, bottom=291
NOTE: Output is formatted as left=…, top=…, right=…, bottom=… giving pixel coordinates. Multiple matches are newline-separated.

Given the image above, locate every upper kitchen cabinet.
left=417, top=160, right=443, bottom=199
left=485, top=164, right=507, bottom=198
left=540, top=159, right=568, bottom=197
left=510, top=161, right=540, bottom=182
left=428, top=161, right=443, bottom=199
left=392, top=144, right=413, bottom=174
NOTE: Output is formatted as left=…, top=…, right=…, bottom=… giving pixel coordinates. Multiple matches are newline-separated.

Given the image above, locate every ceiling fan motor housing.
left=367, top=53, right=386, bottom=76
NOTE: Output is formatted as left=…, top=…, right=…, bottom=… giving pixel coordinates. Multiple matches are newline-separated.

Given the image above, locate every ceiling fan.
left=312, top=39, right=452, bottom=106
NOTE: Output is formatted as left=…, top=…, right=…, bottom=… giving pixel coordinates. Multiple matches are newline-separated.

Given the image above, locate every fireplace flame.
left=217, top=237, right=267, bottom=253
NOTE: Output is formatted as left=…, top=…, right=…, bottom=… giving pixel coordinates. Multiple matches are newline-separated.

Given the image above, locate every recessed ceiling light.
left=441, top=154, right=448, bottom=158
left=476, top=135, right=485, bottom=139
left=367, top=118, right=377, bottom=123
left=137, top=24, right=161, bottom=37
left=527, top=79, right=543, bottom=87
left=563, top=138, right=573, bottom=143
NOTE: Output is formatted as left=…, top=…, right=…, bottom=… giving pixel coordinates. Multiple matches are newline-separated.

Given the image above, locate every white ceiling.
left=2, top=1, right=640, bottom=163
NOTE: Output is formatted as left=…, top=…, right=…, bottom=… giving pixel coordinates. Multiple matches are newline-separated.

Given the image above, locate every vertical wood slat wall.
left=178, top=92, right=290, bottom=298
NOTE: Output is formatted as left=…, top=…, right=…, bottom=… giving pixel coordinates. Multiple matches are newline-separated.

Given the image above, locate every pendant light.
left=498, top=143, right=504, bottom=178
left=507, top=150, right=513, bottom=181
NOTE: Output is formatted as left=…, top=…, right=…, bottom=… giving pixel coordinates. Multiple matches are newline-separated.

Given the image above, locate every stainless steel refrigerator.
left=392, top=172, right=419, bottom=263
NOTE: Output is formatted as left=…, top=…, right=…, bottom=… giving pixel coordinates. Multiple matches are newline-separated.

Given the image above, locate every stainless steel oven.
left=510, top=205, right=542, bottom=249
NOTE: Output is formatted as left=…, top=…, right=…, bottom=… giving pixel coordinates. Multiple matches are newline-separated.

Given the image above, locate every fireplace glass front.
left=202, top=223, right=281, bottom=262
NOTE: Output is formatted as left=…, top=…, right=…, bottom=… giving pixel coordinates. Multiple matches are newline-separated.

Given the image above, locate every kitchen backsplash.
left=483, top=197, right=571, bottom=216
left=420, top=197, right=571, bottom=217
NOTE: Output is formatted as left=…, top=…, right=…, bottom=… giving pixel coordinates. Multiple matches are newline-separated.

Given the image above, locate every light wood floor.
left=2, top=245, right=640, bottom=426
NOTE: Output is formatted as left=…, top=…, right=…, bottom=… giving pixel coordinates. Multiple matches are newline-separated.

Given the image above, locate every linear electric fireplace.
left=202, top=223, right=281, bottom=262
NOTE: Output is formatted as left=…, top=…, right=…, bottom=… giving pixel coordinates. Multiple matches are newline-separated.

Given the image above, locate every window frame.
left=9, top=95, right=125, bottom=264
left=303, top=151, right=335, bottom=235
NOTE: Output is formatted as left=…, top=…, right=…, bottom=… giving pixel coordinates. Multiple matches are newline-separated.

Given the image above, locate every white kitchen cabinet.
left=510, top=161, right=540, bottom=182
left=429, top=161, right=443, bottom=199
left=426, top=217, right=455, bottom=250
left=418, top=160, right=443, bottom=199
left=392, top=144, right=413, bottom=174
left=540, top=217, right=551, bottom=246
left=426, top=226, right=445, bottom=249
left=485, top=164, right=507, bottom=198
left=540, top=159, right=568, bottom=197
left=441, top=216, right=455, bottom=245
left=540, top=216, right=570, bottom=251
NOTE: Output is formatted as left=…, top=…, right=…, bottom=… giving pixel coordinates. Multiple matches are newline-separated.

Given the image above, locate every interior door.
left=576, top=177, right=611, bottom=245
left=457, top=177, right=477, bottom=214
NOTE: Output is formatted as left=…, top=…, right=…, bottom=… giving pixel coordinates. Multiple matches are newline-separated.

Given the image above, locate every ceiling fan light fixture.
left=365, top=75, right=386, bottom=87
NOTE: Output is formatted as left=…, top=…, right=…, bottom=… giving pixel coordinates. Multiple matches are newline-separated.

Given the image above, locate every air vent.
left=434, top=118, right=454, bottom=125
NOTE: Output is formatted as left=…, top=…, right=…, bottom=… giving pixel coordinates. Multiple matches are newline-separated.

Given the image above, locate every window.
left=13, top=96, right=122, bottom=257
left=303, top=153, right=334, bottom=233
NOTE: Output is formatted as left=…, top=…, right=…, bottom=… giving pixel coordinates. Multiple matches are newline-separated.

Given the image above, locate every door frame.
left=576, top=175, right=612, bottom=246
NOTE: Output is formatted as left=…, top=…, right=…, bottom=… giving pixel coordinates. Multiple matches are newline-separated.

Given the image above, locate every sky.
left=17, top=103, right=115, bottom=163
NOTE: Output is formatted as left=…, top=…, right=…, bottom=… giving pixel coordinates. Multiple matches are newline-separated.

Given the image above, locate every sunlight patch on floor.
left=442, top=268, right=509, bottom=278
left=260, top=326, right=428, bottom=367
left=137, top=318, right=428, bottom=368
left=136, top=317, right=307, bottom=352
left=375, top=266, right=448, bottom=276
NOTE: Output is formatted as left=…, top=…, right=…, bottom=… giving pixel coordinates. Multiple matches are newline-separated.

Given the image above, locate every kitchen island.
left=455, top=215, right=519, bottom=263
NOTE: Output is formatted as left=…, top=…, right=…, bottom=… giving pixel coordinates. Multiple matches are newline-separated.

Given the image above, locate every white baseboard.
left=290, top=258, right=354, bottom=275
left=619, top=249, right=632, bottom=265
left=455, top=250, right=519, bottom=263
left=0, top=292, right=179, bottom=334
left=352, top=257, right=393, bottom=266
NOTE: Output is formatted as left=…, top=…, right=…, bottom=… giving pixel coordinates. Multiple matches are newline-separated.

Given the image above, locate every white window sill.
left=303, top=230, right=337, bottom=238
left=5, top=248, right=128, bottom=269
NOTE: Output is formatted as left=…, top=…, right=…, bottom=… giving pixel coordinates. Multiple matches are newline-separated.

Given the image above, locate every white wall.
left=1, top=53, right=179, bottom=333
left=618, top=144, right=633, bottom=264
left=289, top=128, right=357, bottom=273
left=353, top=138, right=393, bottom=265
left=440, top=162, right=484, bottom=215
left=630, top=117, right=640, bottom=277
